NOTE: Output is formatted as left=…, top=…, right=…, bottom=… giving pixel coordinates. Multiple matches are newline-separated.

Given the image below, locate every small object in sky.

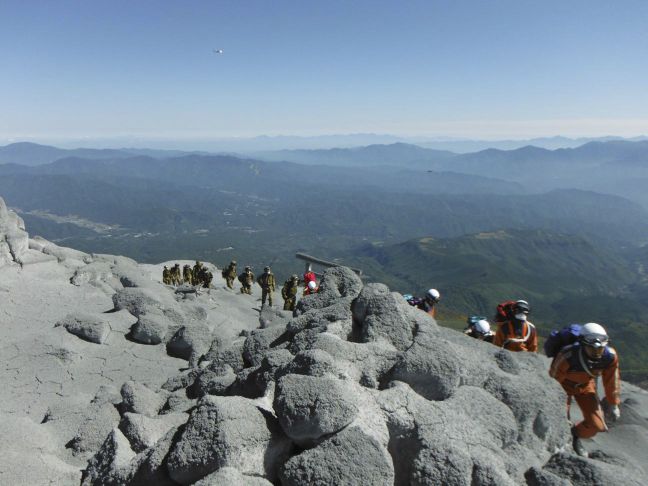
left=213, top=48, right=224, bottom=54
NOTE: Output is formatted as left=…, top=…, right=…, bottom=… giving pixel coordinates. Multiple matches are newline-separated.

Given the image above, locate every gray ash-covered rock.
left=55, top=312, right=112, bottom=344
left=279, top=426, right=394, bottom=486
left=273, top=373, right=359, bottom=446
left=0, top=197, right=29, bottom=266
left=165, top=395, right=292, bottom=484
left=67, top=265, right=648, bottom=485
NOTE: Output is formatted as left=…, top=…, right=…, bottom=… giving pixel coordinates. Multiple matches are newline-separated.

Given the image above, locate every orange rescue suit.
left=493, top=320, right=538, bottom=352
left=549, top=343, right=621, bottom=439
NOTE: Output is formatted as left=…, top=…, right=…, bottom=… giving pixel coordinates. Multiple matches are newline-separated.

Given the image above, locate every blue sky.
left=1, top=0, right=647, bottom=142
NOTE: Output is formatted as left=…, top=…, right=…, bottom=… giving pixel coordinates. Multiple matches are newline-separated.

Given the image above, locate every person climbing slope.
left=549, top=322, right=621, bottom=457
left=492, top=299, right=537, bottom=352
left=417, top=288, right=440, bottom=318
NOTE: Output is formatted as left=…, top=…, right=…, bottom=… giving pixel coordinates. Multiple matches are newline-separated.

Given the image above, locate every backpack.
left=543, top=324, right=581, bottom=358
left=406, top=296, right=423, bottom=307
left=494, top=300, right=517, bottom=323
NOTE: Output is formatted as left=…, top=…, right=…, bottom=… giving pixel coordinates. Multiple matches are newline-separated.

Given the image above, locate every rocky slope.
left=1, top=195, right=647, bottom=486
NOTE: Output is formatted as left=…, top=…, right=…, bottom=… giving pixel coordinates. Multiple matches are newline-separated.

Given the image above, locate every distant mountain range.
left=0, top=142, right=200, bottom=166
left=5, top=134, right=647, bottom=152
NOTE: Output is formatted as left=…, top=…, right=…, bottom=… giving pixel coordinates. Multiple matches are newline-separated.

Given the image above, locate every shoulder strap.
left=502, top=322, right=534, bottom=348
left=577, top=346, right=596, bottom=378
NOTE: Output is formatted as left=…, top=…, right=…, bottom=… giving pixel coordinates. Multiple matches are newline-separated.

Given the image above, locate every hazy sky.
left=2, top=0, right=648, bottom=141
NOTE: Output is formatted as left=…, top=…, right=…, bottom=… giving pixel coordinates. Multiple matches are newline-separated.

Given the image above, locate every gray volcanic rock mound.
left=130, top=312, right=170, bottom=344
left=193, top=467, right=274, bottom=485
left=166, top=395, right=292, bottom=484
left=3, top=215, right=648, bottom=486
left=55, top=312, right=112, bottom=344
left=352, top=283, right=437, bottom=350
left=30, top=235, right=91, bottom=265
left=541, top=452, right=645, bottom=486
left=112, top=287, right=168, bottom=317
left=120, top=381, right=168, bottom=417
left=81, top=428, right=136, bottom=486
left=243, top=326, right=289, bottom=367
left=119, top=412, right=188, bottom=453
left=273, top=373, right=359, bottom=445
left=67, top=401, right=122, bottom=455
left=166, top=323, right=213, bottom=364
left=294, top=266, right=362, bottom=315
left=0, top=197, right=29, bottom=265
left=280, top=426, right=394, bottom=486
left=385, top=327, right=462, bottom=400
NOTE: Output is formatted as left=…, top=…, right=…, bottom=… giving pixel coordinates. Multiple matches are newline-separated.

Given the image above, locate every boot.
left=571, top=426, right=588, bottom=458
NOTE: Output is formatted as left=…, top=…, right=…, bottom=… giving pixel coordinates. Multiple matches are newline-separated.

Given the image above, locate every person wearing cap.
left=281, top=274, right=300, bottom=311
left=493, top=300, right=538, bottom=352
left=238, top=266, right=255, bottom=295
left=549, top=322, right=621, bottom=457
left=162, top=265, right=171, bottom=285
left=257, top=266, right=276, bottom=307
left=222, top=260, right=237, bottom=289
left=417, top=288, right=440, bottom=318
left=464, top=316, right=495, bottom=343
left=183, top=264, right=193, bottom=286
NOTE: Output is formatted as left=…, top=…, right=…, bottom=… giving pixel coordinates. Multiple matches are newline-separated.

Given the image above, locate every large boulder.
left=130, top=312, right=171, bottom=345
left=352, top=283, right=437, bottom=350
left=279, top=426, right=394, bottom=486
left=165, top=395, right=292, bottom=484
left=166, top=323, right=213, bottom=364
left=242, top=326, right=290, bottom=367
left=120, top=381, right=168, bottom=417
left=55, top=312, right=112, bottom=344
left=119, top=412, right=188, bottom=453
left=384, top=328, right=463, bottom=401
left=273, top=374, right=359, bottom=446
left=81, top=428, right=136, bottom=486
left=294, top=266, right=363, bottom=315
left=67, top=402, right=121, bottom=456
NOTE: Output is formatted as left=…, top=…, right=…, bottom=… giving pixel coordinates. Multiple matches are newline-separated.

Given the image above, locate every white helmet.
left=473, top=319, right=491, bottom=335
left=580, top=322, right=609, bottom=348
left=426, top=288, right=441, bottom=302
left=308, top=281, right=317, bottom=290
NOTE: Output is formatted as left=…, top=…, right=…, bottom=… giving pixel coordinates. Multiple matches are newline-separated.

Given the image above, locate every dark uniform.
left=238, top=267, right=255, bottom=295
left=183, top=264, right=193, bottom=285
left=223, top=260, right=237, bottom=289
left=257, top=267, right=276, bottom=307
left=170, top=264, right=182, bottom=286
left=192, top=261, right=203, bottom=283
left=281, top=275, right=299, bottom=311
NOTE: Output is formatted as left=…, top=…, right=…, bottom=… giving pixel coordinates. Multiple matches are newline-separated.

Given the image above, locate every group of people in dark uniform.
left=162, top=261, right=212, bottom=288
left=163, top=259, right=319, bottom=311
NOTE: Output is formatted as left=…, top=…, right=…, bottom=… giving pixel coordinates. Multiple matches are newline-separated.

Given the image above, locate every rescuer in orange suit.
left=492, top=300, right=538, bottom=352
left=549, top=322, right=621, bottom=457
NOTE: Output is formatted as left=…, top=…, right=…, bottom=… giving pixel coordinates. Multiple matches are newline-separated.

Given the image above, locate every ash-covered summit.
left=1, top=196, right=647, bottom=486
